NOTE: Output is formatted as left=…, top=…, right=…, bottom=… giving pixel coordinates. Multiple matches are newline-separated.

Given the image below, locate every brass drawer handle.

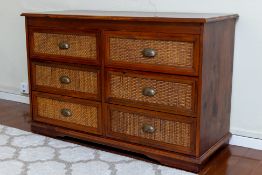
left=60, top=108, right=72, bottom=117
left=58, top=42, right=70, bottom=50
left=59, top=76, right=71, bottom=84
left=142, top=124, right=156, bottom=133
left=142, top=87, right=156, bottom=97
left=142, top=48, right=157, bottom=58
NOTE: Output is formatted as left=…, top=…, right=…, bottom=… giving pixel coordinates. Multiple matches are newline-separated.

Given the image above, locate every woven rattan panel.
left=109, top=73, right=193, bottom=110
left=33, top=32, right=97, bottom=59
left=109, top=37, right=194, bottom=67
left=37, top=97, right=98, bottom=128
left=35, top=64, right=98, bottom=94
left=111, top=110, right=191, bottom=147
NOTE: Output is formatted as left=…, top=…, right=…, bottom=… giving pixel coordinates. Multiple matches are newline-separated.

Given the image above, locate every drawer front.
left=32, top=92, right=102, bottom=134
left=106, top=105, right=196, bottom=155
left=105, top=32, right=199, bottom=75
left=106, top=70, right=196, bottom=116
left=32, top=62, right=100, bottom=100
left=31, top=30, right=98, bottom=63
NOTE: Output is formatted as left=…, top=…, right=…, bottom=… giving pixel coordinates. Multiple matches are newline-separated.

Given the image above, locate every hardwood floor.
left=0, top=99, right=31, bottom=131
left=0, top=99, right=261, bottom=175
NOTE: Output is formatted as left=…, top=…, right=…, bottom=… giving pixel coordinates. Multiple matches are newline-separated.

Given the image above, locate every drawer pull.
left=60, top=108, right=72, bottom=117
left=142, top=48, right=157, bottom=58
left=142, top=87, right=156, bottom=97
left=59, top=76, right=71, bottom=84
left=58, top=42, right=70, bottom=50
left=142, top=124, right=155, bottom=133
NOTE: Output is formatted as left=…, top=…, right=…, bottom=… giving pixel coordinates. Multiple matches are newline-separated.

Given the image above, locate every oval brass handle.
left=142, top=87, right=156, bottom=97
left=58, top=42, right=70, bottom=50
left=142, top=48, right=157, bottom=58
left=59, top=76, right=71, bottom=84
left=60, top=109, right=72, bottom=117
left=142, top=124, right=156, bottom=133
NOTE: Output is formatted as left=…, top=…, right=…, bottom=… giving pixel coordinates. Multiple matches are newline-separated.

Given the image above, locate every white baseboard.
left=0, top=91, right=261, bottom=150
left=230, top=135, right=262, bottom=150
left=231, top=127, right=262, bottom=140
left=0, top=91, right=29, bottom=104
left=230, top=127, right=262, bottom=150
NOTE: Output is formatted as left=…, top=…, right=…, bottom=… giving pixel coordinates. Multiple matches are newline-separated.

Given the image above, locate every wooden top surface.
left=21, top=10, right=238, bottom=23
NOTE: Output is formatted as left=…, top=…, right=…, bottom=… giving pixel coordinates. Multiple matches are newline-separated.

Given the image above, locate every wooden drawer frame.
left=29, top=28, right=101, bottom=65
left=32, top=92, right=102, bottom=135
left=105, top=68, right=198, bottom=116
left=106, top=104, right=196, bottom=155
left=31, top=61, right=101, bottom=101
left=104, top=31, right=200, bottom=76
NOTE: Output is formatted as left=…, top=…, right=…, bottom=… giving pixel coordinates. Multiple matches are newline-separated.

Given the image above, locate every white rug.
left=0, top=124, right=197, bottom=175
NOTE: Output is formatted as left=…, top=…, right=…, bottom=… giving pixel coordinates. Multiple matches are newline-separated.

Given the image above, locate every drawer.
left=32, top=92, right=102, bottom=134
left=105, top=31, right=200, bottom=75
left=31, top=62, right=100, bottom=100
left=105, top=69, right=197, bottom=116
left=106, top=105, right=196, bottom=155
left=30, top=30, right=99, bottom=64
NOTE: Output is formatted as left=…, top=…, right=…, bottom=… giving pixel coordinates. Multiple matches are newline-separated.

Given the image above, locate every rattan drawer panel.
left=107, top=105, right=196, bottom=154
left=33, top=92, right=101, bottom=134
left=105, top=32, right=199, bottom=75
left=110, top=37, right=193, bottom=66
left=32, top=32, right=97, bottom=60
left=106, top=70, right=196, bottom=115
left=32, top=62, right=100, bottom=99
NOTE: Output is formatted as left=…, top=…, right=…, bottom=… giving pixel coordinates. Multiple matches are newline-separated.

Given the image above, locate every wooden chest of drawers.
left=22, top=11, right=238, bottom=172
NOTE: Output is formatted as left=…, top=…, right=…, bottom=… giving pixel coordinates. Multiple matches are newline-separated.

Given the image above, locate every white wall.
left=0, top=0, right=262, bottom=140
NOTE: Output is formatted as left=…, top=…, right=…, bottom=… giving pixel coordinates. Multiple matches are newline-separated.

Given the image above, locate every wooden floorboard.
left=0, top=99, right=262, bottom=175
left=251, top=162, right=262, bottom=175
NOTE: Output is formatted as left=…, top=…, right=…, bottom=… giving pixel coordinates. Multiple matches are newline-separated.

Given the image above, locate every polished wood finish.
left=105, top=68, right=197, bottom=116
left=1, top=100, right=262, bottom=175
left=21, top=10, right=238, bottom=23
left=29, top=28, right=100, bottom=65
left=32, top=92, right=102, bottom=135
left=104, top=31, right=200, bottom=75
left=31, top=61, right=101, bottom=100
left=21, top=11, right=238, bottom=172
left=0, top=100, right=31, bottom=131
left=199, top=19, right=237, bottom=155
left=106, top=104, right=196, bottom=155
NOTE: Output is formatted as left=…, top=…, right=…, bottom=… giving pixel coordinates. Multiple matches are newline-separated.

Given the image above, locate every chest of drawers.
left=22, top=11, right=238, bottom=172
